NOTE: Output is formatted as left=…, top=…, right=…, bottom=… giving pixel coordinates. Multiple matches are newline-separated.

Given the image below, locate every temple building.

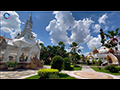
left=86, top=46, right=120, bottom=66
left=0, top=13, right=43, bottom=70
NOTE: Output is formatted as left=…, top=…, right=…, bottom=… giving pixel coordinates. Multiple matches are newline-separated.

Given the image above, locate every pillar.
left=16, top=46, right=22, bottom=62
left=2, top=46, right=9, bottom=62
left=27, top=50, right=32, bottom=63
left=37, top=50, right=40, bottom=59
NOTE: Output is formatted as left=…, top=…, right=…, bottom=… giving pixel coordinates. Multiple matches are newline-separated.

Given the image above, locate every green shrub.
left=92, top=60, right=96, bottom=65
left=98, top=59, right=102, bottom=66
left=51, top=55, right=64, bottom=71
left=105, top=65, right=119, bottom=73
left=70, top=65, right=74, bottom=70
left=115, top=66, right=120, bottom=71
left=5, top=61, right=17, bottom=67
left=87, top=60, right=90, bottom=65
left=37, top=69, right=59, bottom=78
left=63, top=57, right=71, bottom=70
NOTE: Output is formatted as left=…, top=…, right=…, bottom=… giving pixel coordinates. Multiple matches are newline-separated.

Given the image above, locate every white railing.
left=109, top=53, right=119, bottom=64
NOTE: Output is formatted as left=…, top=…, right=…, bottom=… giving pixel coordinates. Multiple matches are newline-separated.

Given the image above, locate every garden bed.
left=25, top=73, right=76, bottom=79
left=90, top=67, right=120, bottom=76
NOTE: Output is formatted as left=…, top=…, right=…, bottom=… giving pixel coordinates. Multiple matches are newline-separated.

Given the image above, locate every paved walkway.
left=0, top=66, right=51, bottom=79
left=67, top=65, right=120, bottom=79
left=1, top=65, right=120, bottom=79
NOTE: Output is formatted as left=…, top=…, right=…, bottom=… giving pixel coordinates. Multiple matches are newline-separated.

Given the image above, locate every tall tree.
left=58, top=41, right=65, bottom=57
left=69, top=42, right=79, bottom=53
left=68, top=42, right=81, bottom=64
left=103, top=28, right=120, bottom=48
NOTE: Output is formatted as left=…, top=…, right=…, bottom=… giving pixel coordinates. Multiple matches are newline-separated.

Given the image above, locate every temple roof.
left=93, top=47, right=99, bottom=54
left=88, top=52, right=92, bottom=55
left=97, top=46, right=109, bottom=54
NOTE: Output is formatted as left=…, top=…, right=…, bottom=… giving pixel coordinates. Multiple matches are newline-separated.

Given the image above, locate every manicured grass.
left=25, top=73, right=76, bottom=79
left=58, top=73, right=76, bottom=79
left=73, top=66, right=82, bottom=70
left=44, top=64, right=51, bottom=66
left=25, top=74, right=39, bottom=79
left=91, top=67, right=120, bottom=76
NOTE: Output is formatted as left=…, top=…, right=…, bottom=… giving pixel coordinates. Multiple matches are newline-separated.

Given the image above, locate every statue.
left=100, top=28, right=105, bottom=46
left=20, top=53, right=25, bottom=62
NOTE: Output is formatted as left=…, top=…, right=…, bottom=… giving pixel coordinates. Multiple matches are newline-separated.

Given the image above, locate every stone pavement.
left=0, top=66, right=51, bottom=79
left=1, top=65, right=120, bottom=79
left=67, top=65, right=120, bottom=79
left=81, top=65, right=95, bottom=72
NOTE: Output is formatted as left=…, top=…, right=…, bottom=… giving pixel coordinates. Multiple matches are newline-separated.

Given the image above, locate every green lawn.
left=25, top=65, right=82, bottom=79
left=90, top=67, right=120, bottom=76
left=25, top=73, right=76, bottom=79
left=74, top=66, right=82, bottom=70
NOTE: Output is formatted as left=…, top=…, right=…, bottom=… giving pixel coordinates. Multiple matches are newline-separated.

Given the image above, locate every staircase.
left=109, top=53, right=119, bottom=64
left=108, top=53, right=119, bottom=66
left=31, top=58, right=43, bottom=69
left=114, top=55, right=120, bottom=65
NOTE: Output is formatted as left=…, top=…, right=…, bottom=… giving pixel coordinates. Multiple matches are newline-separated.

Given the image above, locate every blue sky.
left=0, top=11, right=120, bottom=56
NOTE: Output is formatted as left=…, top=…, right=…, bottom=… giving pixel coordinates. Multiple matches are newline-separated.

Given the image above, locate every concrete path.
left=67, top=65, right=120, bottom=79
left=0, top=66, right=51, bottom=79
left=81, top=65, right=95, bottom=72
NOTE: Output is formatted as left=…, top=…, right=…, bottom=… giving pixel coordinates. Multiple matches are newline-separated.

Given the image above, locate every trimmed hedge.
left=5, top=61, right=17, bottom=67
left=63, top=57, right=71, bottom=70
left=98, top=59, right=102, bottom=66
left=105, top=65, right=119, bottom=73
left=51, top=55, right=64, bottom=71
left=37, top=69, right=59, bottom=78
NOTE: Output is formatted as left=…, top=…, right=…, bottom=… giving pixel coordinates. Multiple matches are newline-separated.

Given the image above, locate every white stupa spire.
left=24, top=12, right=33, bottom=31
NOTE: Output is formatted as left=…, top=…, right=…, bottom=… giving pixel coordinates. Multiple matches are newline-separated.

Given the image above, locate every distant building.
left=86, top=46, right=120, bottom=66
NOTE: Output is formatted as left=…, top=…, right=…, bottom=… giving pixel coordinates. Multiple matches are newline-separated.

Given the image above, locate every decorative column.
left=2, top=46, right=10, bottom=62
left=16, top=46, right=22, bottom=62
left=27, top=49, right=32, bottom=63
left=37, top=50, right=40, bottom=60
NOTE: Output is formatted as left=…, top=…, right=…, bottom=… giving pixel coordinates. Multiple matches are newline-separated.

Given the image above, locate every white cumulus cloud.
left=46, top=11, right=94, bottom=45
left=92, top=13, right=108, bottom=33
left=0, top=11, right=21, bottom=39
left=87, top=35, right=102, bottom=50
left=98, top=13, right=108, bottom=24
left=92, top=24, right=101, bottom=33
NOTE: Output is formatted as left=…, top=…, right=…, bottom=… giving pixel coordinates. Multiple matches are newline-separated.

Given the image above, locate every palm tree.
left=78, top=49, right=82, bottom=54
left=69, top=42, right=79, bottom=53
left=103, top=28, right=120, bottom=48
left=68, top=42, right=82, bottom=64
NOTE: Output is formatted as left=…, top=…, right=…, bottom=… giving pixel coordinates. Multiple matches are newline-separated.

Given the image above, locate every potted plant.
left=5, top=61, right=17, bottom=70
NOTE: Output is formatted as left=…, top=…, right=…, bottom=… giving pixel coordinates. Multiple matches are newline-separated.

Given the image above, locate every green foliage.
left=26, top=73, right=76, bottom=79
left=105, top=65, right=119, bottom=73
left=103, top=28, right=120, bottom=48
left=98, top=59, right=102, bottom=66
left=37, top=69, right=59, bottom=78
left=51, top=55, right=64, bottom=71
left=5, top=61, right=17, bottom=67
left=91, top=67, right=120, bottom=76
left=70, top=65, right=74, bottom=70
left=92, top=60, right=96, bottom=65
left=63, top=57, right=71, bottom=70
left=115, top=66, right=120, bottom=71
left=86, top=60, right=90, bottom=65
